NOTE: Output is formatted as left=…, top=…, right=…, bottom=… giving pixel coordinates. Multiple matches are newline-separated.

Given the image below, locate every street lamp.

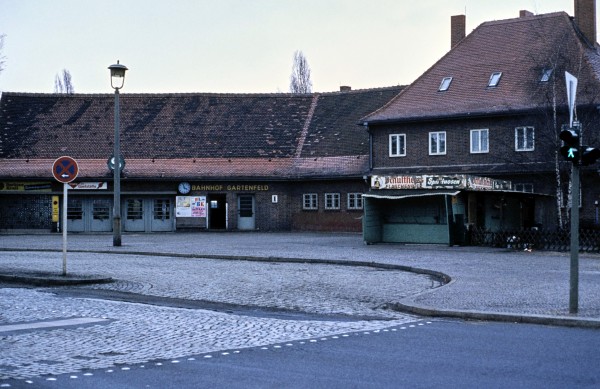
left=108, top=60, right=128, bottom=246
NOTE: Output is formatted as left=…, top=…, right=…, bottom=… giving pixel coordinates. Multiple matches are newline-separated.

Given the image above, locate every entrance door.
left=152, top=198, right=173, bottom=231
left=208, top=194, right=227, bottom=229
left=124, top=198, right=145, bottom=232
left=237, top=194, right=255, bottom=230
left=91, top=199, right=112, bottom=232
left=67, top=198, right=84, bottom=232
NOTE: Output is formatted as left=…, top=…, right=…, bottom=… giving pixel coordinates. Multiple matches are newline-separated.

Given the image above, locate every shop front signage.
left=372, top=174, right=511, bottom=191
left=0, top=182, right=52, bottom=191
left=68, top=182, right=108, bottom=190
left=191, top=184, right=270, bottom=192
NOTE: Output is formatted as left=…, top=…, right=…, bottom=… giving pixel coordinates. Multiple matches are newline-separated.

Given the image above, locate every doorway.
left=237, top=194, right=255, bottom=230
left=208, top=194, right=227, bottom=229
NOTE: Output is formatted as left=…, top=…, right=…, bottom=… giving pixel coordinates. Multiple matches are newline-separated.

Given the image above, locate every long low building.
left=0, top=86, right=402, bottom=233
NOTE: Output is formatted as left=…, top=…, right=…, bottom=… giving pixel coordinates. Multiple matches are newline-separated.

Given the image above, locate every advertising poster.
left=176, top=196, right=192, bottom=217
left=191, top=196, right=207, bottom=217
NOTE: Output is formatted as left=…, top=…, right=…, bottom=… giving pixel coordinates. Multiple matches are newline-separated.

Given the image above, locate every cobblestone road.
left=0, top=245, right=429, bottom=382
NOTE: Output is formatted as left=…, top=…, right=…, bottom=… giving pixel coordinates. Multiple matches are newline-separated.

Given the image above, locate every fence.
left=470, top=226, right=600, bottom=253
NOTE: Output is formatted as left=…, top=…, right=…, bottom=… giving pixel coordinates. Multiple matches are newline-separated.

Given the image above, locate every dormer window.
left=541, top=68, right=553, bottom=82
left=438, top=77, right=453, bottom=91
left=488, top=72, right=502, bottom=87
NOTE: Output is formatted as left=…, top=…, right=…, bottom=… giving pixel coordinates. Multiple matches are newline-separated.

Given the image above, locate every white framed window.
left=439, top=77, right=453, bottom=91
left=324, top=193, right=340, bottom=210
left=470, top=129, right=489, bottom=153
left=429, top=131, right=446, bottom=155
left=488, top=72, right=502, bottom=87
left=515, top=126, right=535, bottom=151
left=389, top=134, right=406, bottom=157
left=347, top=193, right=363, bottom=210
left=303, top=193, right=318, bottom=210
left=514, top=183, right=534, bottom=193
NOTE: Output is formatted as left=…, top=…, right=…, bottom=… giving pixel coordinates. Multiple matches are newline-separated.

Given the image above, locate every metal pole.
left=569, top=163, right=580, bottom=314
left=113, top=88, right=122, bottom=246
left=62, top=182, right=68, bottom=276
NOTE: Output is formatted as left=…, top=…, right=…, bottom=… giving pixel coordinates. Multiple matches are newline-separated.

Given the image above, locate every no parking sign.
left=52, top=156, right=79, bottom=183
left=51, top=156, right=79, bottom=276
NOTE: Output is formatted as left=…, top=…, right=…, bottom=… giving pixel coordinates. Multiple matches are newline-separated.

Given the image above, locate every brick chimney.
left=451, top=15, right=466, bottom=48
left=519, top=10, right=534, bottom=18
left=575, top=0, right=597, bottom=44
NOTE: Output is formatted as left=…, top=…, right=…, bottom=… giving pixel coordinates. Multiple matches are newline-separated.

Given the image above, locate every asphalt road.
left=6, top=319, right=599, bottom=389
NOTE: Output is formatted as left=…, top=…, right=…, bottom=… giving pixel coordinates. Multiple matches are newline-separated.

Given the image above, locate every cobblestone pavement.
left=1, top=232, right=600, bottom=383
left=0, top=288, right=419, bottom=381
left=0, top=233, right=432, bottom=382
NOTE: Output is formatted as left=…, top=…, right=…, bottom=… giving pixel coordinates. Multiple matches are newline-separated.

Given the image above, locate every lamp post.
left=108, top=60, right=128, bottom=246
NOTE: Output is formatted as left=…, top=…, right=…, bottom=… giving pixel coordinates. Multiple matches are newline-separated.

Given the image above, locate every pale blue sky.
left=0, top=0, right=586, bottom=94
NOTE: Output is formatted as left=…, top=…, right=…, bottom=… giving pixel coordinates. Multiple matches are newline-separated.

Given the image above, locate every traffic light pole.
left=569, top=163, right=579, bottom=314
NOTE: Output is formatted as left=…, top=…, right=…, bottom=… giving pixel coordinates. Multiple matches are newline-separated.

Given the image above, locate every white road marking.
left=0, top=318, right=109, bottom=333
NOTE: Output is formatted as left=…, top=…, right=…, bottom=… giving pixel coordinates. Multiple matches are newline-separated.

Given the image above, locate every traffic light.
left=581, top=146, right=600, bottom=166
left=559, top=126, right=580, bottom=163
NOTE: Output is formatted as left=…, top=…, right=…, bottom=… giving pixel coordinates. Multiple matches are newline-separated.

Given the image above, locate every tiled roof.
left=300, top=87, right=402, bottom=157
left=364, top=12, right=600, bottom=123
left=0, top=156, right=368, bottom=180
left=0, top=87, right=401, bottom=179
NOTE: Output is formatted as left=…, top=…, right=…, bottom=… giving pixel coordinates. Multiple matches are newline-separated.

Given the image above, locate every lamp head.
left=108, top=60, right=128, bottom=90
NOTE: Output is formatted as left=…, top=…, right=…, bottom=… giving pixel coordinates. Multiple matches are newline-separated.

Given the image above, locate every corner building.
left=362, top=2, right=600, bottom=244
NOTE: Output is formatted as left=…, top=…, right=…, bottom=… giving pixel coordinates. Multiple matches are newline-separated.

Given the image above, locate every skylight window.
left=488, top=72, right=502, bottom=87
left=540, top=68, right=553, bottom=82
left=438, top=77, right=453, bottom=91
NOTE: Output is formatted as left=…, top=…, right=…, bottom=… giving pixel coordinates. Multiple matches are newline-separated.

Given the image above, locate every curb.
left=0, top=272, right=113, bottom=287
left=389, top=301, right=600, bottom=329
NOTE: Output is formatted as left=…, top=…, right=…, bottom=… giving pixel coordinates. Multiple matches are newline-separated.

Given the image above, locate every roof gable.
left=364, top=12, right=600, bottom=123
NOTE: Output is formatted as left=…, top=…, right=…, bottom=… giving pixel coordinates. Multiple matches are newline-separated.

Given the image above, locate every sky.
left=0, top=0, right=590, bottom=94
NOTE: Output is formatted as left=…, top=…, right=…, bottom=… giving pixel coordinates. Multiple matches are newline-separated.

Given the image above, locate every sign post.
left=565, top=71, right=579, bottom=314
left=52, top=156, right=79, bottom=276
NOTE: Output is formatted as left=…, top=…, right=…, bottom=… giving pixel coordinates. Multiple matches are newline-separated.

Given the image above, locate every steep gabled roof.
left=0, top=86, right=402, bottom=179
left=364, top=12, right=600, bottom=124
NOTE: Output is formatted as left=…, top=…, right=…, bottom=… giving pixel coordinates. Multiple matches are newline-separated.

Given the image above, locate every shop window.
left=389, top=134, right=406, bottom=157
left=515, top=126, right=535, bottom=151
left=303, top=193, right=318, bottom=210
left=514, top=183, right=534, bottom=193
left=325, top=193, right=340, bottom=210
left=347, top=193, right=363, bottom=210
left=429, top=131, right=446, bottom=155
left=470, top=129, right=489, bottom=153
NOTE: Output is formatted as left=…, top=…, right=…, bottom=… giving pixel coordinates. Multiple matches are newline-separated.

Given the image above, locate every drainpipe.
left=365, top=122, right=373, bottom=171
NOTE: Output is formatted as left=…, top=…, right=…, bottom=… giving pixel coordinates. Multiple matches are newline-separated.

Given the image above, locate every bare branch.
left=289, top=50, right=312, bottom=94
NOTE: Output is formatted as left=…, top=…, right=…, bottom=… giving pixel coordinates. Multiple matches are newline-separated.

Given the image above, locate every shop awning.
left=363, top=190, right=460, bottom=200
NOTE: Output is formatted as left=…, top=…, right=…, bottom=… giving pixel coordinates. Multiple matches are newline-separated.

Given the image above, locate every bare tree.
left=289, top=50, right=312, bottom=93
left=0, top=34, right=6, bottom=75
left=54, top=69, right=74, bottom=94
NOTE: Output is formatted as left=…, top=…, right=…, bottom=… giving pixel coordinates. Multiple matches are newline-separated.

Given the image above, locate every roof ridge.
left=480, top=11, right=569, bottom=27
left=1, top=87, right=404, bottom=99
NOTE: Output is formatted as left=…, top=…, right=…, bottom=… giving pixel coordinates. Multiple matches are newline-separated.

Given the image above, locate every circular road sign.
left=52, top=156, right=79, bottom=183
